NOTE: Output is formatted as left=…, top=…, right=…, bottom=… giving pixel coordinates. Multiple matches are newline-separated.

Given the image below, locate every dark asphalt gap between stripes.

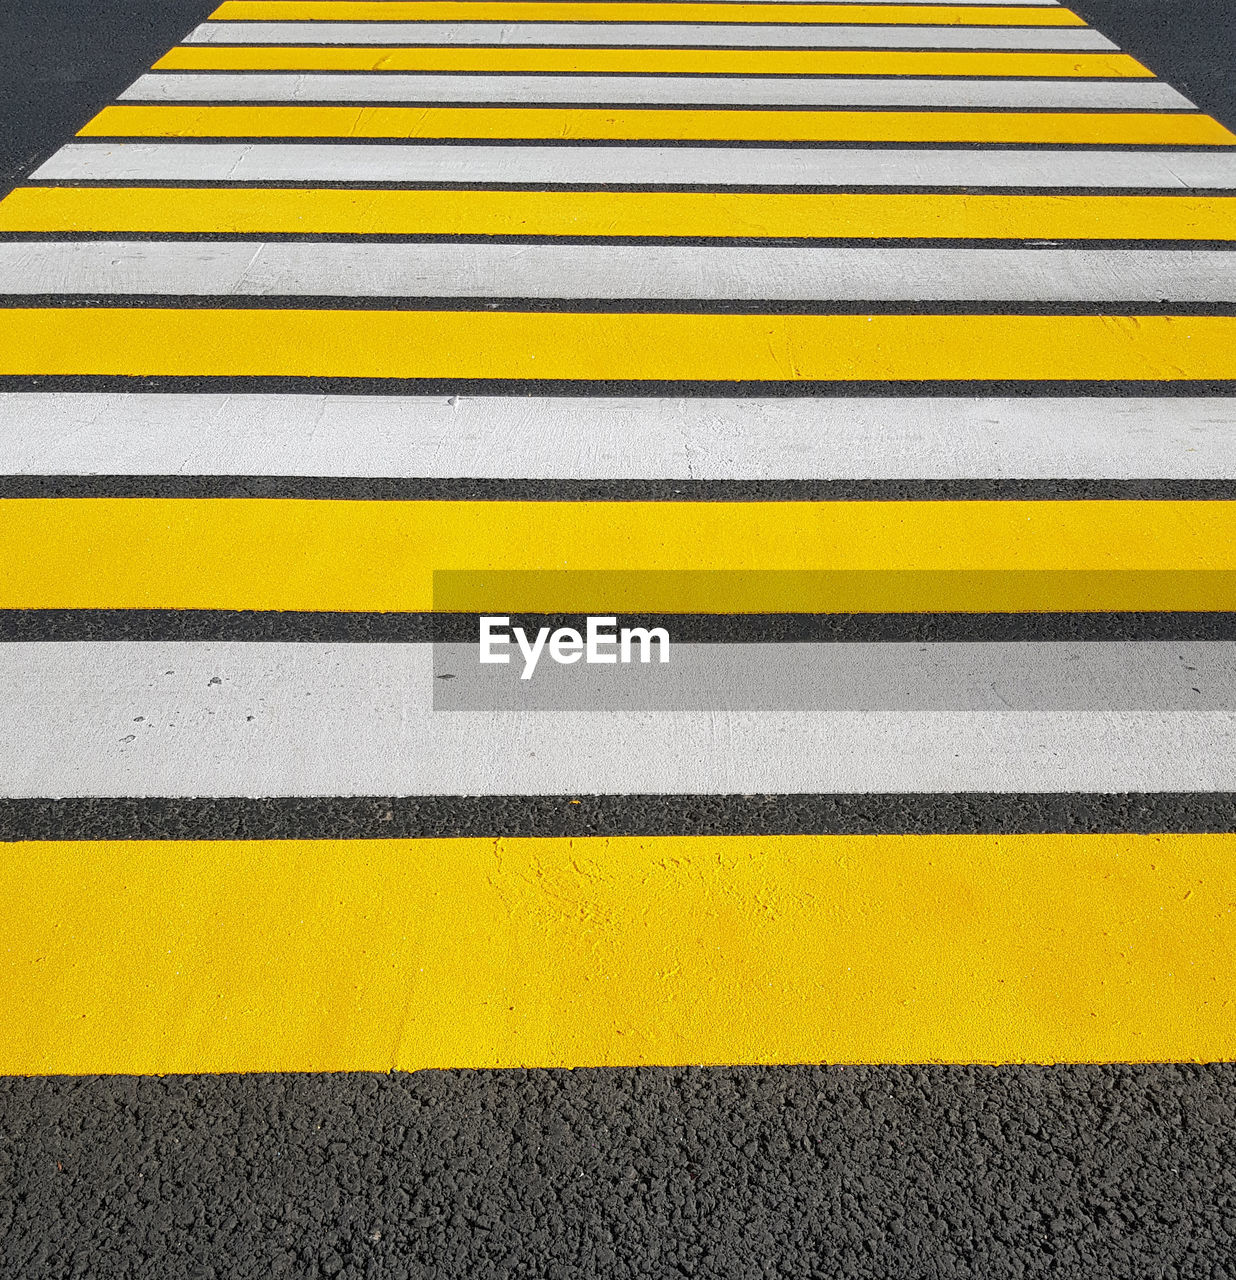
left=63, top=101, right=1212, bottom=110
left=35, top=136, right=1236, bottom=145
left=2, top=475, right=1234, bottom=499
left=24, top=179, right=1236, bottom=191
left=6, top=299, right=1236, bottom=315
left=3, top=792, right=1236, bottom=840
left=3, top=608, right=1236, bottom=643
left=7, top=375, right=1236, bottom=396
left=6, top=235, right=1234, bottom=247
left=2, top=1, right=1236, bottom=1275
left=4, top=609, right=1234, bottom=644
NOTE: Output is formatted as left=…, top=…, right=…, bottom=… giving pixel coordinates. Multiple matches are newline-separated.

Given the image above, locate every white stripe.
left=2, top=642, right=1232, bottom=796
left=186, top=21, right=1119, bottom=50
left=5, top=241, right=1235, bottom=302
left=119, top=72, right=1193, bottom=110
left=35, top=142, right=1236, bottom=188
left=4, top=394, right=1234, bottom=482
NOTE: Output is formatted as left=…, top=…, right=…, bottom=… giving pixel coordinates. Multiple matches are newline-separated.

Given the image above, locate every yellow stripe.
left=5, top=309, right=1236, bottom=385
left=1, top=498, right=1234, bottom=613
left=80, top=104, right=1232, bottom=144
left=6, top=187, right=1236, bottom=240
left=208, top=1, right=1087, bottom=26
left=151, top=44, right=1153, bottom=75
left=3, top=835, right=1233, bottom=1073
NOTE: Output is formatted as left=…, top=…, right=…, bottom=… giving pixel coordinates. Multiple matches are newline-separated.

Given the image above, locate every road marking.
left=151, top=46, right=1149, bottom=73
left=118, top=72, right=1192, bottom=109
left=184, top=21, right=1119, bottom=48
left=208, top=1, right=1081, bottom=23
left=6, top=187, right=1234, bottom=238
left=37, top=142, right=1236, bottom=186
left=0, top=497, right=1233, bottom=612
left=9, top=242, right=1236, bottom=301
left=3, top=642, right=1233, bottom=793
left=4, top=309, right=1236, bottom=380
left=5, top=0, right=1236, bottom=1073
left=78, top=104, right=1232, bottom=144
left=2, top=834, right=1234, bottom=1071
left=3, top=394, right=1235, bottom=479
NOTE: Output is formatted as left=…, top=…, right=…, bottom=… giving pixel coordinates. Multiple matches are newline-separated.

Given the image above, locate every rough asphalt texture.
left=1069, top=0, right=1236, bottom=130
left=0, top=0, right=219, bottom=196
left=3, top=0, right=1236, bottom=1273
left=3, top=1066, right=1235, bottom=1279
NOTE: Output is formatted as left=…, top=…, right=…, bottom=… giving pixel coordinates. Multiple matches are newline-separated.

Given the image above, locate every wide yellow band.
left=3, top=835, right=1233, bottom=1073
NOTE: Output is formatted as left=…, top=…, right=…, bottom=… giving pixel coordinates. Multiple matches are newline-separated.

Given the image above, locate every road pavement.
left=1, top=0, right=1234, bottom=1274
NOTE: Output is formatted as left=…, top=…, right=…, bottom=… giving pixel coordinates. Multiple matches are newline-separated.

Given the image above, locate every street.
left=1, top=0, right=1234, bottom=1274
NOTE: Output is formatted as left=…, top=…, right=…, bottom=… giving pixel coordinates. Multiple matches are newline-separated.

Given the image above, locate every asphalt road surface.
left=1, top=0, right=1235, bottom=1274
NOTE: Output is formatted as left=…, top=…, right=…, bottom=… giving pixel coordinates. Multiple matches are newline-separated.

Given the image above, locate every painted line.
left=118, top=72, right=1192, bottom=110
left=184, top=22, right=1119, bottom=48
left=0, top=644, right=1234, bottom=796
left=0, top=497, right=1234, bottom=613
left=151, top=46, right=1150, bottom=74
left=78, top=105, right=1231, bottom=145
left=4, top=393, right=1234, bottom=480
left=35, top=143, right=1236, bottom=188
left=208, top=1, right=1082, bottom=24
left=8, top=242, right=1236, bottom=302
left=3, top=309, right=1236, bottom=381
left=6, top=187, right=1234, bottom=239
left=3, top=832, right=1234, bottom=1072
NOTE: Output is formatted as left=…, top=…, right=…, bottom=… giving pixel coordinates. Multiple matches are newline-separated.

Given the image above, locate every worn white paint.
left=186, top=21, right=1117, bottom=50
left=119, top=72, right=1189, bottom=109
left=36, top=142, right=1236, bottom=187
left=3, top=393, right=1233, bottom=480
left=4, top=240, right=1235, bottom=301
left=1, top=642, right=1232, bottom=795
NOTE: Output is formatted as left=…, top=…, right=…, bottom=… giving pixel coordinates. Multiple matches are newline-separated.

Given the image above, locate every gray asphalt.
left=0, top=0, right=218, bottom=196
left=1069, top=0, right=1236, bottom=130
left=3, top=0, right=1236, bottom=1274
left=3, top=1066, right=1234, bottom=1279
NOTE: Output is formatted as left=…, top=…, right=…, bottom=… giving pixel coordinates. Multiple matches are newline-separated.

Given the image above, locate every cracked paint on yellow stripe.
left=7, top=187, right=1236, bottom=239
left=79, top=103, right=1234, bottom=144
left=208, top=1, right=1088, bottom=25
left=152, top=44, right=1153, bottom=75
left=3, top=309, right=1235, bottom=384
left=2, top=835, right=1233, bottom=1073
left=1, top=497, right=1234, bottom=613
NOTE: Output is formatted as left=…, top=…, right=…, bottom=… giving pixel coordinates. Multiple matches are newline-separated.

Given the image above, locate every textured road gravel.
left=3, top=1066, right=1236, bottom=1279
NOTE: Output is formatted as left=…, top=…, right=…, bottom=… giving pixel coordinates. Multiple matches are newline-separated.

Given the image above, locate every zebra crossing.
left=0, top=0, right=1234, bottom=1074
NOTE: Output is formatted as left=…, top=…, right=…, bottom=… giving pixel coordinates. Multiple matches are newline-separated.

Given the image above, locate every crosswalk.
left=0, top=0, right=1234, bottom=1073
